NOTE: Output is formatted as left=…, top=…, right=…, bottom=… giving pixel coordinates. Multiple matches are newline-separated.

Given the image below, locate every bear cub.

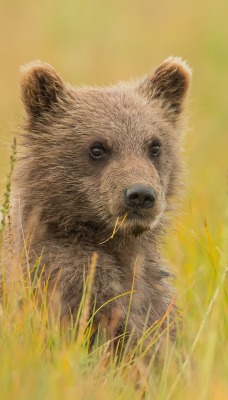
left=11, top=57, right=191, bottom=351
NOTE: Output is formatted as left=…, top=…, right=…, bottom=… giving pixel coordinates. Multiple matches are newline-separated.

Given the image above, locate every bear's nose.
left=124, top=184, right=156, bottom=209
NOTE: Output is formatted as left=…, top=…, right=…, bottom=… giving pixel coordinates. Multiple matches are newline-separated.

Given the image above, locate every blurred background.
left=0, top=0, right=227, bottom=238
left=0, top=1, right=228, bottom=397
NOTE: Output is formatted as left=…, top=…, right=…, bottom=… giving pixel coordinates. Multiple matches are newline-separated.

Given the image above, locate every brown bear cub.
left=10, top=57, right=191, bottom=352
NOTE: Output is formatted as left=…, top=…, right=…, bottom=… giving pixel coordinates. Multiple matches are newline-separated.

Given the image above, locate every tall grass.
left=1, top=0, right=228, bottom=398
left=0, top=138, right=16, bottom=234
left=0, top=141, right=227, bottom=400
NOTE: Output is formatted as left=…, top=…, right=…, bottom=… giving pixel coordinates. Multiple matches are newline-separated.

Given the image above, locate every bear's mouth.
left=129, top=210, right=143, bottom=217
left=112, top=205, right=162, bottom=236
left=117, top=209, right=152, bottom=235
left=124, top=209, right=149, bottom=220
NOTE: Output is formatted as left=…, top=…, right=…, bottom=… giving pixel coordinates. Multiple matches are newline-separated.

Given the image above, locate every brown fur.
left=9, top=57, right=191, bottom=351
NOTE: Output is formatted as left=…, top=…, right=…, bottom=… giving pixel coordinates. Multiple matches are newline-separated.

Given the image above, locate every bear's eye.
left=89, top=143, right=106, bottom=159
left=149, top=140, right=161, bottom=157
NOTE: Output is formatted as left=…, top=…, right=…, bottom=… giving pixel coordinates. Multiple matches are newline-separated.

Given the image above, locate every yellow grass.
left=0, top=0, right=228, bottom=398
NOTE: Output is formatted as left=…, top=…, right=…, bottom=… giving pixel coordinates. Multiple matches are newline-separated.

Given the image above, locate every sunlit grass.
left=0, top=227, right=227, bottom=400
left=1, top=0, right=228, bottom=398
left=0, top=139, right=228, bottom=400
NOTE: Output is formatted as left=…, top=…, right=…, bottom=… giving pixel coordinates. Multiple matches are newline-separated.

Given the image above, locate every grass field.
left=0, top=0, right=228, bottom=399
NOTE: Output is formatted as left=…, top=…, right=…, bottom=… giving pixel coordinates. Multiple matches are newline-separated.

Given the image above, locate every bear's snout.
left=124, top=184, right=156, bottom=210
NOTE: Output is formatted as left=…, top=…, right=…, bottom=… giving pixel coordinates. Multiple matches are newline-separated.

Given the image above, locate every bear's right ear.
left=20, top=61, right=67, bottom=118
left=138, top=57, right=192, bottom=123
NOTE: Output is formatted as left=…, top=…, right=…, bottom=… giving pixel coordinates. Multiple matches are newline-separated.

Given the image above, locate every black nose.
left=124, top=184, right=156, bottom=209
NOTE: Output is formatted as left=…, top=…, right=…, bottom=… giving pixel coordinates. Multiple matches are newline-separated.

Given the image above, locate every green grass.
left=1, top=0, right=228, bottom=398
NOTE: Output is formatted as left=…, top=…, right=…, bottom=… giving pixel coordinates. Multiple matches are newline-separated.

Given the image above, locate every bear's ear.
left=138, top=57, right=192, bottom=122
left=20, top=61, right=67, bottom=118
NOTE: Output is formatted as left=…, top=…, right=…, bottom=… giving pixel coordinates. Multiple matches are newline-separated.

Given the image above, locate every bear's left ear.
left=20, top=61, right=67, bottom=118
left=138, top=57, right=192, bottom=122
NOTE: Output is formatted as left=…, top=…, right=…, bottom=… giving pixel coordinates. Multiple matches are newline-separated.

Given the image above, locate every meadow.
left=0, top=0, right=228, bottom=399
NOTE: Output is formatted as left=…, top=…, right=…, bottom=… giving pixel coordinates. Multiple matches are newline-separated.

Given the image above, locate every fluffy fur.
left=9, top=57, right=191, bottom=350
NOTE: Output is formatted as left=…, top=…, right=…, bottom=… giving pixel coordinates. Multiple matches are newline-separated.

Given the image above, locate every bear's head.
left=19, top=58, right=191, bottom=237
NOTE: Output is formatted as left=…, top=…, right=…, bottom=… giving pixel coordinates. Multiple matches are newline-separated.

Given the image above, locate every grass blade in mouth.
left=100, top=212, right=128, bottom=244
